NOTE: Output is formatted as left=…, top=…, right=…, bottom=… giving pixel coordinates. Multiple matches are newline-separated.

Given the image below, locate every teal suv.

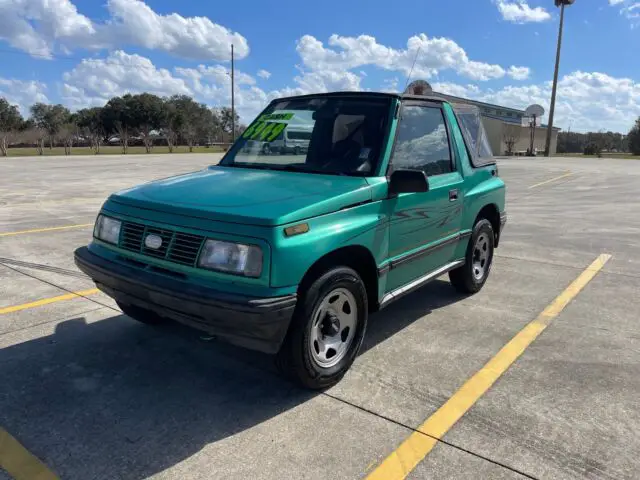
left=75, top=87, right=506, bottom=389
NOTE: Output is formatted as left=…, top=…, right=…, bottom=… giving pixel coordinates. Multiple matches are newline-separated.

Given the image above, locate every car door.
left=385, top=101, right=464, bottom=293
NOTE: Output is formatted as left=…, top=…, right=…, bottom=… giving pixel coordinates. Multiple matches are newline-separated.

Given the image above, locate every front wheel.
left=276, top=267, right=368, bottom=390
left=449, top=218, right=495, bottom=294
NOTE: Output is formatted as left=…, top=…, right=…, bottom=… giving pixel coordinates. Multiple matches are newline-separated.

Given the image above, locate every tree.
left=583, top=142, right=601, bottom=156
left=19, top=126, right=47, bottom=155
left=502, top=124, right=521, bottom=156
left=218, top=107, right=240, bottom=137
left=76, top=107, right=104, bottom=154
left=629, top=118, right=640, bottom=156
left=167, top=95, right=212, bottom=152
left=30, top=103, right=71, bottom=148
left=0, top=98, right=23, bottom=156
left=102, top=95, right=136, bottom=154
left=161, top=97, right=183, bottom=153
left=58, top=114, right=79, bottom=155
left=130, top=93, right=164, bottom=153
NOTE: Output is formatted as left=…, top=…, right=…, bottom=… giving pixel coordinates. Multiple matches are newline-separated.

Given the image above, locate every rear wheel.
left=261, top=143, right=271, bottom=155
left=449, top=218, right=494, bottom=294
left=276, top=266, right=368, bottom=390
left=117, top=301, right=165, bottom=325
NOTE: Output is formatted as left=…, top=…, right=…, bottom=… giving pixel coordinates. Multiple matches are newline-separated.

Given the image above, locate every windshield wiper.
left=279, top=165, right=347, bottom=176
left=225, top=163, right=274, bottom=170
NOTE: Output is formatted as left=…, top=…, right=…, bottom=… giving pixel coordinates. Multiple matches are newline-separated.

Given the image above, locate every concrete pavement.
left=1, top=153, right=639, bottom=479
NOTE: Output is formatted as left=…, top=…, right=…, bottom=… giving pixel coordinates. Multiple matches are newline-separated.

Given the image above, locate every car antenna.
left=401, top=49, right=434, bottom=98
left=402, top=45, right=422, bottom=94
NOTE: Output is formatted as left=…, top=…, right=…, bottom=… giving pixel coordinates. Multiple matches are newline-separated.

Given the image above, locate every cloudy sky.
left=0, top=0, right=639, bottom=133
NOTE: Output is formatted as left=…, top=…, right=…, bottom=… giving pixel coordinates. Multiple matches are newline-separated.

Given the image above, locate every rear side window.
left=391, top=105, right=452, bottom=176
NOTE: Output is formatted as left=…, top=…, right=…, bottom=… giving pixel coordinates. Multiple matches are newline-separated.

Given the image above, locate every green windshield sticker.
left=242, top=112, right=296, bottom=140
left=262, top=113, right=294, bottom=121
left=242, top=121, right=288, bottom=142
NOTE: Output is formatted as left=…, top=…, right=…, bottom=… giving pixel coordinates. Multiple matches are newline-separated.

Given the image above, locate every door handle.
left=449, top=189, right=459, bottom=201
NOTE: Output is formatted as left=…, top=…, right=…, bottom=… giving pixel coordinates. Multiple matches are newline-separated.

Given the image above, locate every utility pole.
left=545, top=0, right=574, bottom=157
left=231, top=44, right=235, bottom=144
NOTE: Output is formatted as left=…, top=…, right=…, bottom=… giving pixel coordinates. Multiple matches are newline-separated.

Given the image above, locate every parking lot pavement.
left=1, top=154, right=640, bottom=479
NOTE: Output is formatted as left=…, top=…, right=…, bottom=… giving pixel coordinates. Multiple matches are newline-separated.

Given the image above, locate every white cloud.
left=434, top=71, right=640, bottom=133
left=508, top=65, right=531, bottom=80
left=381, top=77, right=400, bottom=93
left=60, top=50, right=192, bottom=109
left=495, top=1, right=552, bottom=24
left=0, top=0, right=249, bottom=61
left=59, top=51, right=270, bottom=121
left=296, top=33, right=510, bottom=81
left=0, top=0, right=94, bottom=58
left=431, top=82, right=482, bottom=98
left=622, top=2, right=640, bottom=21
left=608, top=0, right=640, bottom=23
left=257, top=69, right=271, bottom=79
left=103, top=0, right=249, bottom=60
left=0, top=78, right=49, bottom=116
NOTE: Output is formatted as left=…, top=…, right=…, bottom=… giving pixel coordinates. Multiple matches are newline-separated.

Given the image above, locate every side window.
left=391, top=105, right=452, bottom=176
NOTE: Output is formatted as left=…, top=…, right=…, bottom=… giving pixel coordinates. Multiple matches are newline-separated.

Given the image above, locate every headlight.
left=94, top=215, right=121, bottom=245
left=198, top=239, right=263, bottom=277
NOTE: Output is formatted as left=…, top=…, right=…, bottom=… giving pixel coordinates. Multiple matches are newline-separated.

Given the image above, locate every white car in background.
left=269, top=125, right=312, bottom=155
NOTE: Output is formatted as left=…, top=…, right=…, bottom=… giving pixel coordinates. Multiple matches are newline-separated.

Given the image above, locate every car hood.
left=107, top=166, right=372, bottom=226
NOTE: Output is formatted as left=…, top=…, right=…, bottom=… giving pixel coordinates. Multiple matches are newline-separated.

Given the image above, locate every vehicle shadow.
left=0, top=279, right=463, bottom=479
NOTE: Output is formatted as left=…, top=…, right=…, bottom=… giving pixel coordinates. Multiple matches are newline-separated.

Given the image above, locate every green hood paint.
left=108, top=166, right=372, bottom=227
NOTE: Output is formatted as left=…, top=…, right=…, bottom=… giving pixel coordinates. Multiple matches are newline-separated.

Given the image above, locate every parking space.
left=2, top=154, right=640, bottom=479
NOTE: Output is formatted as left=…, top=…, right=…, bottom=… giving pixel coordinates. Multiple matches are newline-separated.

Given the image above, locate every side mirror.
left=388, top=169, right=429, bottom=195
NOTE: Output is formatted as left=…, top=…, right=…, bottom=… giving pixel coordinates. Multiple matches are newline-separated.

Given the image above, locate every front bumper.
left=74, top=246, right=296, bottom=354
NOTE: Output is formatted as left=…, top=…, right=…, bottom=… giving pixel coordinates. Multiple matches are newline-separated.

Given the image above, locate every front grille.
left=119, top=221, right=205, bottom=267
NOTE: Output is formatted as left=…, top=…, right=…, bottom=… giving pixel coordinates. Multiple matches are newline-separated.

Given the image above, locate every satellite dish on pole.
left=404, top=80, right=433, bottom=96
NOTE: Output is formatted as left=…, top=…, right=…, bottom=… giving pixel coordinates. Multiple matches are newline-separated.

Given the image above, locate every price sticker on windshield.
left=242, top=113, right=295, bottom=142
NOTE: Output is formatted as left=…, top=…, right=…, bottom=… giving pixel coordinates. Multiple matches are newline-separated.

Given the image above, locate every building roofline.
left=483, top=113, right=561, bottom=131
left=435, top=93, right=526, bottom=115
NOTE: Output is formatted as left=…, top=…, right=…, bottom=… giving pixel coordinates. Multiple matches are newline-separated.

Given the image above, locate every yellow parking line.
left=0, top=289, right=99, bottom=315
left=528, top=171, right=572, bottom=189
left=0, top=224, right=93, bottom=237
left=0, top=427, right=58, bottom=480
left=366, top=253, right=611, bottom=480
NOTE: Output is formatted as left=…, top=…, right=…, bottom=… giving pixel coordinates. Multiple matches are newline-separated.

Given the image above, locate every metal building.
left=436, top=93, right=561, bottom=156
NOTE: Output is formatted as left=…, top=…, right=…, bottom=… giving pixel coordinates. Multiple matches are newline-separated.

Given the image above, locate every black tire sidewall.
left=287, top=267, right=368, bottom=388
left=466, top=219, right=495, bottom=289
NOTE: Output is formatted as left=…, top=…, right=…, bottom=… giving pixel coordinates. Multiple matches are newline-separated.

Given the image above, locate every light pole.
left=544, top=0, right=575, bottom=157
left=231, top=44, right=235, bottom=144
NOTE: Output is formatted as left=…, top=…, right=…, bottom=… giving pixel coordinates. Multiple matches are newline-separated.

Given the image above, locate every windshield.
left=220, top=96, right=392, bottom=176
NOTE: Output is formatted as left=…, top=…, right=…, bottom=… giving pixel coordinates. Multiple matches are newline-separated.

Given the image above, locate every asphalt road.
left=1, top=154, right=639, bottom=479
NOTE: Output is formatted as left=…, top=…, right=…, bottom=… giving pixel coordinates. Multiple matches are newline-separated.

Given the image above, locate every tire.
left=261, top=144, right=271, bottom=155
left=449, top=218, right=494, bottom=294
left=276, top=267, right=368, bottom=390
left=117, top=301, right=165, bottom=325
left=293, top=146, right=301, bottom=155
